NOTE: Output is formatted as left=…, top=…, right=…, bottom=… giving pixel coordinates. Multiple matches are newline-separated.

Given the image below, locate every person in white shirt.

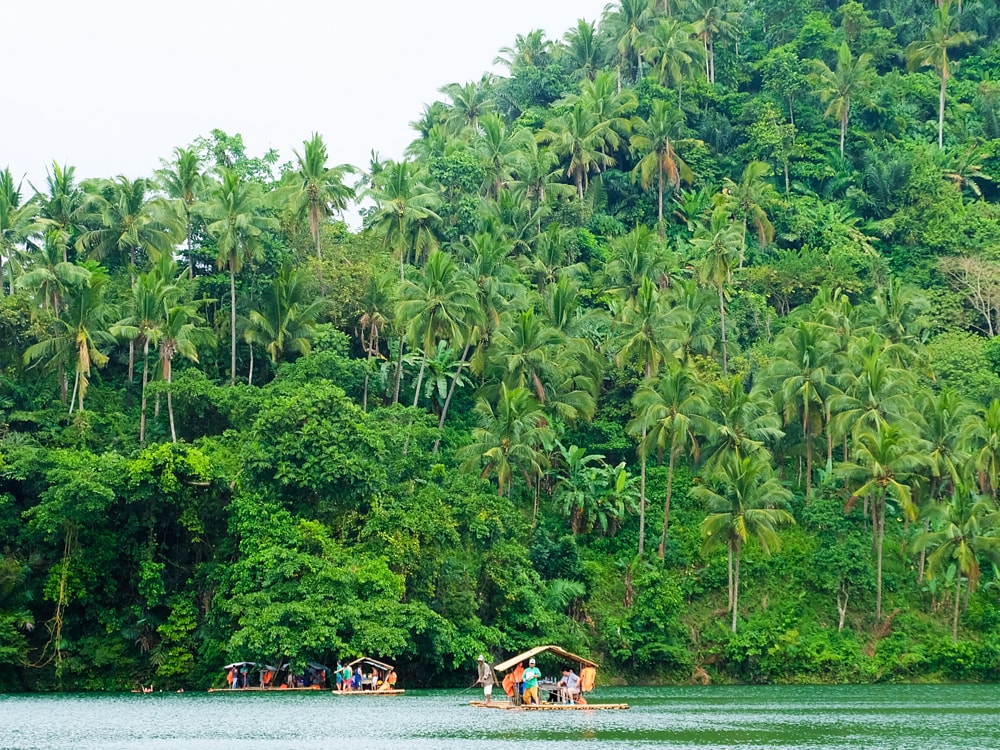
left=557, top=667, right=580, bottom=704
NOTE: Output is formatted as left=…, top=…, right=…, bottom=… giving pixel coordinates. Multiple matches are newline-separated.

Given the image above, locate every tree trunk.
left=952, top=573, right=962, bottom=641
left=68, top=369, right=80, bottom=415
left=659, top=446, right=676, bottom=559
left=840, top=111, right=847, bottom=157
left=731, top=539, right=742, bottom=633
left=657, top=160, right=664, bottom=237
left=434, top=341, right=471, bottom=453
left=411, top=355, right=426, bottom=408
left=717, top=282, right=728, bottom=376
left=230, top=263, right=237, bottom=385
left=140, top=338, right=150, bottom=445
left=638, top=428, right=647, bottom=556
left=836, top=583, right=848, bottom=632
left=392, top=338, right=404, bottom=405
left=875, top=489, right=886, bottom=623
left=166, top=355, right=177, bottom=443
left=918, top=517, right=930, bottom=582
left=248, top=345, right=254, bottom=386
left=938, top=67, right=947, bottom=149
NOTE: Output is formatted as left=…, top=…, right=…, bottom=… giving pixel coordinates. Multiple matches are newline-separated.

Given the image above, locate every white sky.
left=4, top=0, right=608, bottom=201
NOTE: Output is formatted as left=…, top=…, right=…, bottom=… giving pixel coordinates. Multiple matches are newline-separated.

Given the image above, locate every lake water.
left=1, top=684, right=998, bottom=749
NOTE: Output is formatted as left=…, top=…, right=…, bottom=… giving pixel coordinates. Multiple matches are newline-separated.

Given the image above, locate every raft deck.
left=333, top=689, right=405, bottom=696
left=469, top=700, right=628, bottom=710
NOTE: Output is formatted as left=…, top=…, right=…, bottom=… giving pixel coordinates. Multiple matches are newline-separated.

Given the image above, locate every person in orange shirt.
left=512, top=661, right=526, bottom=705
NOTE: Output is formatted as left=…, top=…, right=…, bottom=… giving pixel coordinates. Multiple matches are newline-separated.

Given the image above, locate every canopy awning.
left=222, top=662, right=277, bottom=671
left=307, top=662, right=330, bottom=672
left=347, top=656, right=394, bottom=671
left=493, top=646, right=598, bottom=673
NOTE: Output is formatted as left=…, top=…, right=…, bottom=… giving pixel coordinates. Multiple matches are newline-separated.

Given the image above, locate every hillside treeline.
left=2, top=0, right=1000, bottom=690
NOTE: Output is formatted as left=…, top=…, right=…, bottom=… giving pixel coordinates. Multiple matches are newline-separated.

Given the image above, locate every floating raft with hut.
left=471, top=645, right=628, bottom=711
left=331, top=656, right=404, bottom=696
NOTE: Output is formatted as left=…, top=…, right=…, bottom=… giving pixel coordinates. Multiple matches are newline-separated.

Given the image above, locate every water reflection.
left=0, top=685, right=998, bottom=749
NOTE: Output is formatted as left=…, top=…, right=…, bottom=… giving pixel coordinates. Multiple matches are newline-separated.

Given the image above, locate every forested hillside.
left=3, top=0, right=1000, bottom=691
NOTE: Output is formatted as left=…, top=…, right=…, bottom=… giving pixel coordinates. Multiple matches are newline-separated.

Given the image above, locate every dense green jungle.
left=3, top=0, right=1000, bottom=692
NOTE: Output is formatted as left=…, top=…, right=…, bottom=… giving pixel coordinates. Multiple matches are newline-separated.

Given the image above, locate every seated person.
left=557, top=667, right=581, bottom=704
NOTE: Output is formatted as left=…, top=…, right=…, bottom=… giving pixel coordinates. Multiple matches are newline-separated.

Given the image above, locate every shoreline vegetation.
left=4, top=0, right=1000, bottom=692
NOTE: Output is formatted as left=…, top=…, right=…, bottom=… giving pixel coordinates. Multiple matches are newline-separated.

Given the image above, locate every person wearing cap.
left=522, top=658, right=541, bottom=705
left=476, top=655, right=495, bottom=704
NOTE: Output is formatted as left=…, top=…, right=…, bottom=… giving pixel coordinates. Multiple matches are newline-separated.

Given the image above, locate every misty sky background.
left=5, top=0, right=609, bottom=225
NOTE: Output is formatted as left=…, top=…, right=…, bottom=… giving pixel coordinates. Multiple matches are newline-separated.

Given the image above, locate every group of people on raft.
left=333, top=661, right=398, bottom=692
left=476, top=655, right=590, bottom=705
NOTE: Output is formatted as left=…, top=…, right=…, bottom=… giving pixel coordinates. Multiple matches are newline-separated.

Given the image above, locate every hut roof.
left=493, top=645, right=598, bottom=673
left=346, top=656, right=394, bottom=671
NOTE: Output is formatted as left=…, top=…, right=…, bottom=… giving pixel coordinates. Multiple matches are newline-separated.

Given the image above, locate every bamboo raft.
left=469, top=700, right=628, bottom=710
left=208, top=685, right=323, bottom=693
left=332, top=689, right=406, bottom=696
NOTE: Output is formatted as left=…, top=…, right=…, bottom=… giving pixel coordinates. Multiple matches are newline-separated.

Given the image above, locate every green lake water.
left=1, top=684, right=998, bottom=749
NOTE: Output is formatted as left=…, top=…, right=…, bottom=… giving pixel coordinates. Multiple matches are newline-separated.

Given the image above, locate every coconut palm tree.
left=766, top=319, right=836, bottom=503
left=692, top=205, right=741, bottom=376
left=156, top=147, right=205, bottom=276
left=642, top=18, right=704, bottom=103
left=286, top=133, right=355, bottom=260
left=76, top=176, right=181, bottom=273
left=603, top=0, right=657, bottom=85
left=695, top=452, right=794, bottom=632
left=905, top=0, right=978, bottom=149
left=24, top=262, right=115, bottom=414
left=110, top=254, right=181, bottom=444
left=200, top=168, right=279, bottom=384
left=632, top=358, right=711, bottom=558
left=702, top=374, right=784, bottom=475
left=537, top=103, right=616, bottom=200
left=246, top=261, right=324, bottom=366
left=33, top=162, right=84, bottom=263
left=0, top=167, right=40, bottom=296
left=459, top=383, right=554, bottom=500
left=721, top=160, right=776, bottom=263
left=810, top=43, right=873, bottom=157
left=396, top=250, right=479, bottom=409
left=630, top=99, right=692, bottom=234
left=836, top=423, right=925, bottom=622
left=563, top=19, right=605, bottom=81
left=915, top=488, right=1000, bottom=640
left=158, top=296, right=212, bottom=443
left=365, top=159, right=442, bottom=280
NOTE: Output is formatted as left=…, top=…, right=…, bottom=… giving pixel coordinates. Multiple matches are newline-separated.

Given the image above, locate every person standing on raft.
left=476, top=655, right=495, bottom=704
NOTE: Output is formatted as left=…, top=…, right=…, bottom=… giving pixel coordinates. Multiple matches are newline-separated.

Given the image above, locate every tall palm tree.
left=33, top=162, right=84, bottom=263
left=200, top=168, right=279, bottom=384
left=643, top=18, right=704, bottom=103
left=286, top=133, right=355, bottom=260
left=684, top=0, right=740, bottom=84
left=158, top=295, right=212, bottom=443
left=396, top=250, right=479, bottom=409
left=722, top=160, right=776, bottom=263
left=632, top=358, right=711, bottom=558
left=766, top=319, right=836, bottom=503
left=905, top=0, right=978, bottom=149
left=810, top=43, right=873, bottom=157
left=603, top=0, right=656, bottom=85
left=695, top=453, right=794, bottom=632
left=156, top=147, right=205, bottom=276
left=537, top=103, right=616, bottom=200
left=23, top=263, right=115, bottom=414
left=458, top=383, right=554, bottom=499
left=915, top=488, right=1000, bottom=640
left=630, top=100, right=692, bottom=234
left=563, top=19, right=604, bottom=81
left=438, top=78, right=495, bottom=133
left=495, top=29, right=553, bottom=71
left=702, top=375, right=784, bottom=475
left=475, top=114, right=533, bottom=199
left=365, top=159, right=442, bottom=279
left=111, top=254, right=181, bottom=444
left=692, top=205, right=741, bottom=376
left=0, top=167, right=40, bottom=296
left=836, top=423, right=924, bottom=622
left=76, top=176, right=181, bottom=272
left=246, top=262, right=324, bottom=366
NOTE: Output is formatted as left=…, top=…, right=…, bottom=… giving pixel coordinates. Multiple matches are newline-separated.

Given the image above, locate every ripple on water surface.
left=1, top=684, right=999, bottom=750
